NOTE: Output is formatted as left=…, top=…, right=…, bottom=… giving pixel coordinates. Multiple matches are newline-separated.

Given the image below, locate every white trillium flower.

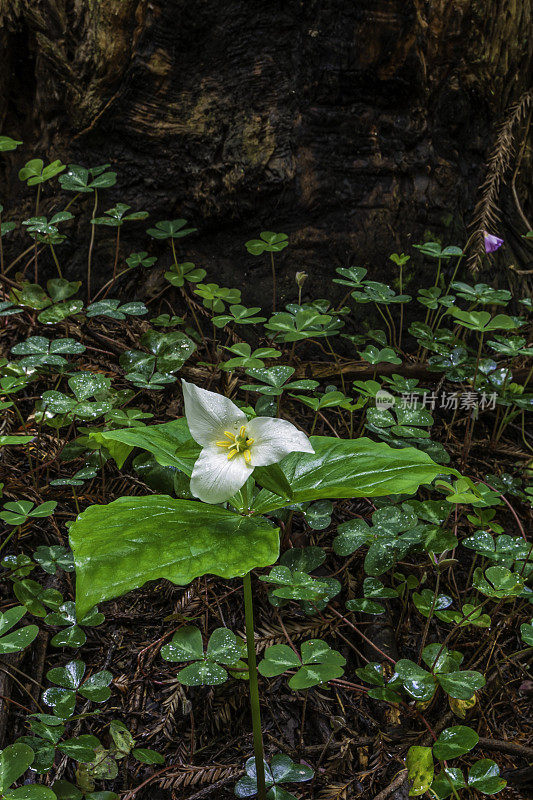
left=182, top=379, right=315, bottom=504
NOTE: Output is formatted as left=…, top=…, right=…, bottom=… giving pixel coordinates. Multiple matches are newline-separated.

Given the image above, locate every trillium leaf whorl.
left=181, top=380, right=314, bottom=504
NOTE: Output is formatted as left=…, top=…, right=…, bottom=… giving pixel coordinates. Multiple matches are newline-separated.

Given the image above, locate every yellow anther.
left=218, top=424, right=254, bottom=463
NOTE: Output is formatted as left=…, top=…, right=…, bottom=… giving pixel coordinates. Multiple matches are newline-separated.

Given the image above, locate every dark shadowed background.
left=0, top=0, right=531, bottom=304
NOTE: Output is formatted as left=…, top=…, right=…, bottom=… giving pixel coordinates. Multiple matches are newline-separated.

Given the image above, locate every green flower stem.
left=243, top=571, right=267, bottom=800
left=398, top=263, right=404, bottom=350
left=87, top=189, right=99, bottom=303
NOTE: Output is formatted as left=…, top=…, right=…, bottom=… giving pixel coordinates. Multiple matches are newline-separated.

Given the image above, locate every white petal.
left=190, top=446, right=252, bottom=504
left=181, top=379, right=247, bottom=447
left=246, top=417, right=314, bottom=467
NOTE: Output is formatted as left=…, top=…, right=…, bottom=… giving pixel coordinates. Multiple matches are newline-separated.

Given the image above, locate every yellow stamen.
left=218, top=424, right=254, bottom=464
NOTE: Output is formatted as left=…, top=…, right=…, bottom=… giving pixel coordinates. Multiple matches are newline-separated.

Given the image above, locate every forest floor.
left=1, top=279, right=533, bottom=800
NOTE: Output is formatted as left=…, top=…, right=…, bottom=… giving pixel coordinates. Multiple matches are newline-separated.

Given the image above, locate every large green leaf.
left=92, top=418, right=199, bottom=471
left=69, top=496, right=280, bottom=619
left=251, top=437, right=458, bottom=514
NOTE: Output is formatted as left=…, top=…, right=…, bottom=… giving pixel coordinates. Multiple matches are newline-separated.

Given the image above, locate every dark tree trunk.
left=0, top=0, right=531, bottom=303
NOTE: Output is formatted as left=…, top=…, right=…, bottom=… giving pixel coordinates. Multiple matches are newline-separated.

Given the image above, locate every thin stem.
left=34, top=184, right=42, bottom=283
left=326, top=337, right=346, bottom=394
left=113, top=226, right=121, bottom=279
left=10, top=399, right=38, bottom=488
left=418, top=571, right=440, bottom=663
left=4, top=243, right=35, bottom=276
left=0, top=209, right=4, bottom=274
left=330, top=606, right=395, bottom=664
left=374, top=303, right=393, bottom=345
left=49, top=244, right=62, bottom=278
left=63, top=192, right=81, bottom=212
left=384, top=304, right=397, bottom=348
left=270, top=251, right=276, bottom=312
left=462, top=331, right=484, bottom=464
left=398, top=265, right=404, bottom=350
left=87, top=190, right=98, bottom=303
left=0, top=526, right=18, bottom=557
left=243, top=572, right=266, bottom=800
left=92, top=266, right=131, bottom=303
left=521, top=411, right=533, bottom=452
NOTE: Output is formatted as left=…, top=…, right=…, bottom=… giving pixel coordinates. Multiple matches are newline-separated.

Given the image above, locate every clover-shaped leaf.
left=332, top=266, right=367, bottom=288
left=11, top=336, right=85, bottom=368
left=164, top=260, right=206, bottom=287
left=193, top=283, right=241, bottom=312
left=265, top=307, right=343, bottom=342
left=45, top=601, right=104, bottom=648
left=12, top=580, right=63, bottom=618
left=333, top=518, right=371, bottom=556
left=126, top=250, right=157, bottom=269
left=59, top=163, right=116, bottom=192
left=235, top=754, right=313, bottom=799
left=221, top=343, right=281, bottom=371
left=0, top=135, right=23, bottom=151
left=0, top=500, right=57, bottom=526
left=245, top=231, right=289, bottom=255
left=43, top=660, right=112, bottom=716
left=448, top=308, right=518, bottom=332
left=259, top=566, right=331, bottom=601
left=19, top=158, right=65, bottom=185
left=279, top=547, right=326, bottom=574
left=160, top=626, right=243, bottom=686
left=85, top=299, right=148, bottom=320
left=258, top=639, right=345, bottom=689
left=33, top=546, right=75, bottom=575
left=394, top=659, right=436, bottom=701
left=146, top=219, right=197, bottom=239
left=473, top=565, right=524, bottom=598
left=92, top=204, right=148, bottom=226
left=451, top=282, right=511, bottom=306
left=0, top=607, right=38, bottom=654
left=242, top=365, right=318, bottom=396
left=360, top=345, right=402, bottom=365
left=212, top=304, right=266, bottom=328
left=413, top=242, right=462, bottom=260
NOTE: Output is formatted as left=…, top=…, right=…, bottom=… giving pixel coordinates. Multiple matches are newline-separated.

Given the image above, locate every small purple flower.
left=483, top=231, right=504, bottom=253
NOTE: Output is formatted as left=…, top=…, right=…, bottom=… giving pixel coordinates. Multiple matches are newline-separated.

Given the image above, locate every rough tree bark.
left=0, top=0, right=531, bottom=303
